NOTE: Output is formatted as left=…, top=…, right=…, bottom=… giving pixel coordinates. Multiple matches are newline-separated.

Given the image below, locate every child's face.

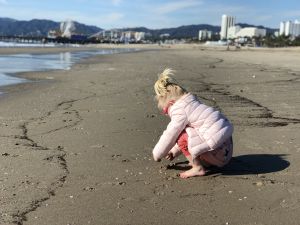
left=155, top=95, right=167, bottom=110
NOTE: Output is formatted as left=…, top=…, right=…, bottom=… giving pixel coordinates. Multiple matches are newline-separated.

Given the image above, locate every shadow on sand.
left=167, top=154, right=290, bottom=176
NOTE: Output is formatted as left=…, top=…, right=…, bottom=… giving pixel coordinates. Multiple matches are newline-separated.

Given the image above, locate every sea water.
left=0, top=41, right=78, bottom=48
left=0, top=48, right=136, bottom=89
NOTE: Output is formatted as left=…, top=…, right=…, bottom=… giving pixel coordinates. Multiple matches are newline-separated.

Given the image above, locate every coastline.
left=2, top=43, right=300, bottom=57
left=0, top=46, right=145, bottom=98
left=0, top=46, right=101, bottom=55
left=0, top=46, right=299, bottom=225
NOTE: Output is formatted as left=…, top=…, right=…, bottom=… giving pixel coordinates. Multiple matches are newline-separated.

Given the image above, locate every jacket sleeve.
left=152, top=107, right=188, bottom=161
left=169, top=143, right=182, bottom=158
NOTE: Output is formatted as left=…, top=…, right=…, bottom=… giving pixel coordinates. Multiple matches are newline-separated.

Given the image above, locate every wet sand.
left=0, top=46, right=300, bottom=225
left=0, top=46, right=100, bottom=55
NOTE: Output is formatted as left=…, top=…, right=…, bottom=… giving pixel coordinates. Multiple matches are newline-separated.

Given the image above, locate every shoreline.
left=0, top=47, right=146, bottom=98
left=3, top=42, right=300, bottom=54
left=0, top=46, right=100, bottom=55
left=0, top=47, right=299, bottom=225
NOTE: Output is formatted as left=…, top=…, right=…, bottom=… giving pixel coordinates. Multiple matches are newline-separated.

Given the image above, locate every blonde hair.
left=154, top=68, right=187, bottom=109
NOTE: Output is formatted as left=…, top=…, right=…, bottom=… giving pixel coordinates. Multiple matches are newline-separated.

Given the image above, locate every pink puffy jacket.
left=153, top=93, right=233, bottom=161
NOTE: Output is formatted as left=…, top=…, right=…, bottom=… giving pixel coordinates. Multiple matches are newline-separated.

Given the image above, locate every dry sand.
left=0, top=46, right=300, bottom=225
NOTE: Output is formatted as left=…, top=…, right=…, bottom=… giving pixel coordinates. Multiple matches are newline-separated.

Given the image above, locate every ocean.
left=0, top=48, right=136, bottom=91
left=0, top=41, right=79, bottom=48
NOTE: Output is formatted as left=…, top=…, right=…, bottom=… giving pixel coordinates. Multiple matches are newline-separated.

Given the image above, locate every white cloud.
left=155, top=0, right=203, bottom=15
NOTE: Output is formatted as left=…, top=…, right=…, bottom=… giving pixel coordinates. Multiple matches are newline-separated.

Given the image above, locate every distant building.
left=110, top=30, right=122, bottom=39
left=159, top=33, right=170, bottom=38
left=235, top=27, right=266, bottom=38
left=285, top=21, right=293, bottom=36
left=103, top=30, right=112, bottom=39
left=227, top=26, right=241, bottom=39
left=122, top=31, right=135, bottom=42
left=226, top=26, right=266, bottom=39
left=280, top=20, right=300, bottom=37
left=47, top=30, right=60, bottom=39
left=90, top=30, right=146, bottom=43
left=60, top=20, right=76, bottom=38
left=279, top=22, right=286, bottom=35
left=90, top=30, right=121, bottom=41
left=198, top=30, right=212, bottom=41
left=220, top=14, right=236, bottom=39
left=134, top=32, right=145, bottom=41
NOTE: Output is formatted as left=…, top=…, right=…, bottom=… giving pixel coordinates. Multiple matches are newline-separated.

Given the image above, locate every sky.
left=0, top=0, right=299, bottom=29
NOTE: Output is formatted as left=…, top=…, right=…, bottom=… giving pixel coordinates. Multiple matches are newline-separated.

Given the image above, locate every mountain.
left=116, top=23, right=276, bottom=38
left=152, top=24, right=220, bottom=38
left=1, top=18, right=220, bottom=38
left=0, top=17, right=277, bottom=38
left=0, top=18, right=103, bottom=36
left=117, top=24, right=220, bottom=38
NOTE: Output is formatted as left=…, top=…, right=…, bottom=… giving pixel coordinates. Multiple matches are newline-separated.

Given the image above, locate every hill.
left=0, top=18, right=103, bottom=36
left=117, top=24, right=220, bottom=38
left=0, top=17, right=277, bottom=38
left=116, top=23, right=277, bottom=39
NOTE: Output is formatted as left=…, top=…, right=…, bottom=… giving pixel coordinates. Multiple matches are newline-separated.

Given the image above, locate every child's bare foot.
left=179, top=167, right=206, bottom=178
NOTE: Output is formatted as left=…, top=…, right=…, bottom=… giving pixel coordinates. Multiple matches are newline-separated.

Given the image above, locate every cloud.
left=0, top=0, right=7, bottom=4
left=155, top=0, right=203, bottom=15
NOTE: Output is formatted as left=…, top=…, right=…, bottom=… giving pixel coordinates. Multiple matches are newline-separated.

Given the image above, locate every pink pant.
left=176, top=130, right=233, bottom=167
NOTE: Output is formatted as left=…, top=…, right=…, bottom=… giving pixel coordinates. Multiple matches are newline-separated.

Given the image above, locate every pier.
left=0, top=35, right=98, bottom=45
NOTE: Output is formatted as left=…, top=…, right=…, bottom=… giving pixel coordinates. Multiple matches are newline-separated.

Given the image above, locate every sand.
left=0, top=45, right=300, bottom=225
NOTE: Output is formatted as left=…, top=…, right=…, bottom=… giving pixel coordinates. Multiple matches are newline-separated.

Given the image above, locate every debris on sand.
left=83, top=186, right=95, bottom=191
left=254, top=181, right=264, bottom=187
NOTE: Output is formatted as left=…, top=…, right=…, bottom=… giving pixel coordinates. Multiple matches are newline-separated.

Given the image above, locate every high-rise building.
left=198, top=30, right=212, bottom=40
left=279, top=20, right=300, bottom=37
left=279, top=22, right=285, bottom=35
left=220, top=14, right=236, bottom=40
left=285, top=21, right=292, bottom=36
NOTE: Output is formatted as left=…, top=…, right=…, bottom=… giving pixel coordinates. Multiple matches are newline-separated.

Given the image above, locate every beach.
left=0, top=45, right=300, bottom=225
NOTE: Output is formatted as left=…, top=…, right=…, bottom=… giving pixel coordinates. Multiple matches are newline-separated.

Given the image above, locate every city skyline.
left=0, top=0, right=300, bottom=29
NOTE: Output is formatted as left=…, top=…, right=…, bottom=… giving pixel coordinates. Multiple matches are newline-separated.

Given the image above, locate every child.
left=152, top=68, right=233, bottom=178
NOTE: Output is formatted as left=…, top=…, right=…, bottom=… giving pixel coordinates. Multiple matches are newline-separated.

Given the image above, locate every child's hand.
left=165, top=152, right=174, bottom=161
